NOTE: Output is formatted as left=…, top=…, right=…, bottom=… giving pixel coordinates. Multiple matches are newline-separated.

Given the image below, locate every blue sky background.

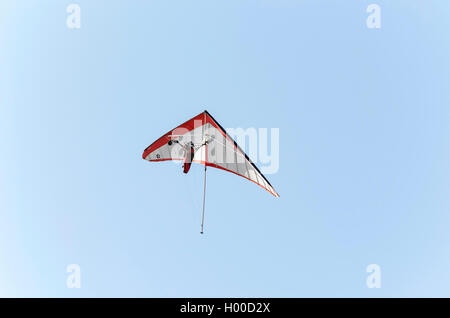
left=1, top=1, right=450, bottom=297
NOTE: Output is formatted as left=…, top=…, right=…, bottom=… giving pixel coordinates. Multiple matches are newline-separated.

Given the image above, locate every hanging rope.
left=200, top=164, right=207, bottom=234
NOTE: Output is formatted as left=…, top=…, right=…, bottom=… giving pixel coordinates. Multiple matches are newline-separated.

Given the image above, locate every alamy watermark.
left=66, top=264, right=81, bottom=288
left=366, top=4, right=381, bottom=29
left=366, top=264, right=381, bottom=288
left=158, top=120, right=280, bottom=174
left=66, top=4, right=81, bottom=29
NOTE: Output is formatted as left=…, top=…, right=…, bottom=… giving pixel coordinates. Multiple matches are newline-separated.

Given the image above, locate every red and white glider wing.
left=142, top=111, right=279, bottom=197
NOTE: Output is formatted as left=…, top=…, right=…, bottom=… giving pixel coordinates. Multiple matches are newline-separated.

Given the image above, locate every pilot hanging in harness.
left=168, top=136, right=212, bottom=174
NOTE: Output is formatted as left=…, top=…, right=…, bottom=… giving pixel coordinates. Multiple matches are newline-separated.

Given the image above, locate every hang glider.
left=142, top=110, right=279, bottom=233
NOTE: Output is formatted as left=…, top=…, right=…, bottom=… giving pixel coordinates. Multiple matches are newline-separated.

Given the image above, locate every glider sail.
left=142, top=110, right=279, bottom=198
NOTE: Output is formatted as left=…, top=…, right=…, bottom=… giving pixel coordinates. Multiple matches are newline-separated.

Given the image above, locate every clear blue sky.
left=1, top=1, right=450, bottom=297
